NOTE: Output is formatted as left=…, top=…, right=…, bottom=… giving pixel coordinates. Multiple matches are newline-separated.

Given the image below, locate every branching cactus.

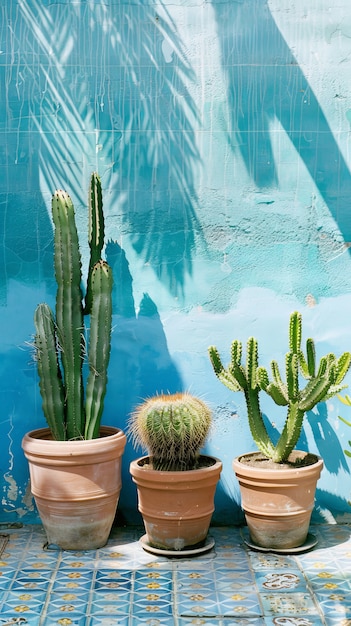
left=209, top=312, right=351, bottom=463
left=34, top=173, right=113, bottom=440
left=129, top=392, right=212, bottom=471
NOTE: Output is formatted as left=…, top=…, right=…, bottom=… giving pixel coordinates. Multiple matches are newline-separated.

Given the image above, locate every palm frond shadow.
left=213, top=0, right=351, bottom=243
left=1, top=0, right=202, bottom=300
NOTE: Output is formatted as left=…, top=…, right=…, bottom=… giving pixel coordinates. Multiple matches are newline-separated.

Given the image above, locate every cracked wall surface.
left=1, top=0, right=351, bottom=524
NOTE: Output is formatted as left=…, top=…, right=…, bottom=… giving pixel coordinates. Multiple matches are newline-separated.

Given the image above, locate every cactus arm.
left=289, top=311, right=302, bottom=353
left=34, top=304, right=66, bottom=441
left=298, top=376, right=331, bottom=412
left=265, top=383, right=289, bottom=406
left=244, top=386, right=276, bottom=459
left=84, top=261, right=113, bottom=440
left=273, top=404, right=305, bottom=463
left=306, top=338, right=316, bottom=377
left=52, top=190, right=84, bottom=440
left=299, top=338, right=316, bottom=379
left=262, top=360, right=289, bottom=405
left=209, top=340, right=275, bottom=458
left=208, top=345, right=242, bottom=392
left=286, top=352, right=299, bottom=403
left=246, top=337, right=258, bottom=389
left=85, top=172, right=105, bottom=315
left=335, top=352, right=351, bottom=385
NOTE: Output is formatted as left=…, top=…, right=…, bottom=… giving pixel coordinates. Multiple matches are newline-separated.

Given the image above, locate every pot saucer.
left=244, top=531, right=317, bottom=554
left=140, top=534, right=215, bottom=557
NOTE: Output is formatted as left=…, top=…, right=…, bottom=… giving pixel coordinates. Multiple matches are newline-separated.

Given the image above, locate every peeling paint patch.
left=3, top=474, right=18, bottom=502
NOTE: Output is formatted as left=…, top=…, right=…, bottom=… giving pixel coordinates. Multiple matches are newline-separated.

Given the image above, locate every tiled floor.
left=0, top=524, right=351, bottom=625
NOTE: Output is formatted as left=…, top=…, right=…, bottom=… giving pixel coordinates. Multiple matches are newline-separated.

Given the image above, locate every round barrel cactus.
left=129, top=392, right=212, bottom=471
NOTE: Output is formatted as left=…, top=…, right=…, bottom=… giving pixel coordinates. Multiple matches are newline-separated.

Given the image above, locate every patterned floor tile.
left=94, top=570, right=132, bottom=591
left=248, top=552, right=300, bottom=571
left=216, top=591, right=262, bottom=617
left=91, top=588, right=131, bottom=612
left=54, top=570, right=93, bottom=590
left=0, top=611, right=41, bottom=626
left=259, top=591, right=319, bottom=616
left=176, top=570, right=216, bottom=584
left=255, top=570, right=309, bottom=593
left=314, top=588, right=351, bottom=616
left=132, top=599, right=174, bottom=616
left=0, top=570, right=16, bottom=589
left=4, top=524, right=351, bottom=625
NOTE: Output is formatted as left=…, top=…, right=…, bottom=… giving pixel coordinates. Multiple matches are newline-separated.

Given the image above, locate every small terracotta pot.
left=22, top=426, right=126, bottom=550
left=130, top=455, right=222, bottom=551
left=233, top=451, right=323, bottom=550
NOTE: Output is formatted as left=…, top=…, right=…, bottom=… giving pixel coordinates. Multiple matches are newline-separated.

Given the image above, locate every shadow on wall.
left=261, top=404, right=350, bottom=475
left=104, top=240, right=184, bottom=521
left=0, top=238, right=185, bottom=522
left=213, top=0, right=351, bottom=241
left=0, top=0, right=202, bottom=303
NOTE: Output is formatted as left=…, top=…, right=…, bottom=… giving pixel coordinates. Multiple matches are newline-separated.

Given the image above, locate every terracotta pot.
left=233, top=451, right=323, bottom=550
left=22, top=426, right=126, bottom=550
left=130, top=455, right=222, bottom=551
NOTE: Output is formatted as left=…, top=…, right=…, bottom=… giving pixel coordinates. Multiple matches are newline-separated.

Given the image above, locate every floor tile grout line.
left=3, top=525, right=351, bottom=624
left=38, top=542, right=65, bottom=626
left=240, top=529, right=265, bottom=620
left=296, top=552, right=328, bottom=626
left=85, top=557, right=97, bottom=626
left=1, top=527, right=40, bottom=614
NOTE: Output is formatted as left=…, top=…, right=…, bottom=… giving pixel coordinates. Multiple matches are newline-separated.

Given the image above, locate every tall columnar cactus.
left=129, top=392, right=212, bottom=471
left=34, top=173, right=113, bottom=440
left=208, top=312, right=351, bottom=463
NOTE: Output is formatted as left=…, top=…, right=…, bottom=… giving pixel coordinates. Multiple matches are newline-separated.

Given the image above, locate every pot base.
left=140, top=534, right=215, bottom=557
left=244, top=531, right=317, bottom=554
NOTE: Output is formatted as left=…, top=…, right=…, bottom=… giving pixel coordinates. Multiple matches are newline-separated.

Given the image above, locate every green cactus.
left=209, top=311, right=351, bottom=463
left=129, top=392, right=212, bottom=471
left=34, top=173, right=113, bottom=440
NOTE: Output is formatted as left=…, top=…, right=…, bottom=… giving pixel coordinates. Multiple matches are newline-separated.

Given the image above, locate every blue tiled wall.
left=2, top=0, right=351, bottom=525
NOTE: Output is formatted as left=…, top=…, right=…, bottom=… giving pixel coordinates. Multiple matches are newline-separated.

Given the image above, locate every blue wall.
left=2, top=0, right=351, bottom=525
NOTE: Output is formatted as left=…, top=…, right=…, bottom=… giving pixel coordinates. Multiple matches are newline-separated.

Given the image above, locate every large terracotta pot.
left=233, top=451, right=323, bottom=550
left=130, top=455, right=222, bottom=551
left=22, top=426, right=126, bottom=550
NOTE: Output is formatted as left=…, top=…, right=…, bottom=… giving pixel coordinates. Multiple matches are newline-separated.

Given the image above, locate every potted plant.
left=208, top=311, right=351, bottom=551
left=22, top=173, right=126, bottom=551
left=128, top=392, right=222, bottom=555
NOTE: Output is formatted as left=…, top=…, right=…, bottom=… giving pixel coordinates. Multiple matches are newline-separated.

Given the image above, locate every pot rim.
left=130, top=455, right=222, bottom=480
left=22, top=426, right=126, bottom=460
left=233, top=450, right=323, bottom=479
left=23, top=425, right=124, bottom=441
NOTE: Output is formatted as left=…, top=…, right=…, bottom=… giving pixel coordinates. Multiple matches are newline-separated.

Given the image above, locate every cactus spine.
left=34, top=173, right=113, bottom=440
left=209, top=311, right=351, bottom=463
left=129, top=392, right=212, bottom=471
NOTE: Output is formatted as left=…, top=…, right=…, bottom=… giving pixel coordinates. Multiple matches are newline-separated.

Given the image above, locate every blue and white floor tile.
left=2, top=525, right=351, bottom=624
